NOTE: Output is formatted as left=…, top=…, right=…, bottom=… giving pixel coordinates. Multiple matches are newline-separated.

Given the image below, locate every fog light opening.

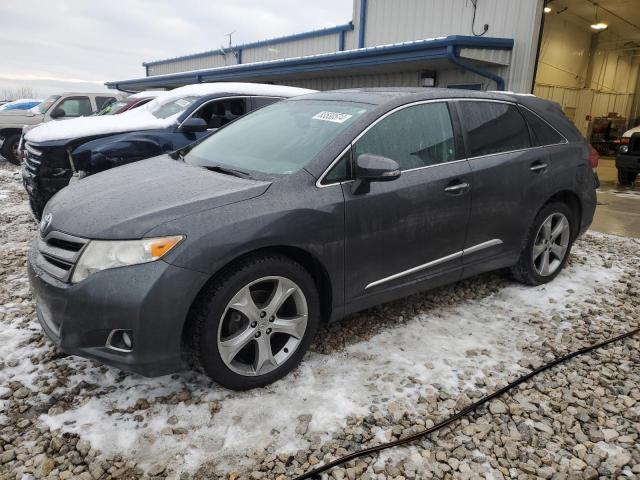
left=106, top=329, right=134, bottom=352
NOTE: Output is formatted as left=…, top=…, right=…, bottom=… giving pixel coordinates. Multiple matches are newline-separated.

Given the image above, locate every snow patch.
left=32, top=246, right=622, bottom=474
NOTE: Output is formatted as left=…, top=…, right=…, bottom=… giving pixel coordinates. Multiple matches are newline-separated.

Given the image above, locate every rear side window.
left=96, top=96, right=117, bottom=110
left=520, top=107, right=564, bottom=146
left=354, top=102, right=455, bottom=171
left=458, top=102, right=531, bottom=157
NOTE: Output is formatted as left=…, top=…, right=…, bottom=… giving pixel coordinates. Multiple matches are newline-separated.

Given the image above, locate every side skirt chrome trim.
left=462, top=238, right=504, bottom=255
left=364, top=239, right=503, bottom=290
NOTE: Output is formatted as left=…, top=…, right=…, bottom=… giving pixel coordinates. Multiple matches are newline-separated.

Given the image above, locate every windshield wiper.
left=203, top=165, right=251, bottom=179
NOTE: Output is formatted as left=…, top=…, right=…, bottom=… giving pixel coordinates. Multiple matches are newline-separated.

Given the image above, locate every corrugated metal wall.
left=274, top=71, right=422, bottom=90
left=148, top=55, right=229, bottom=76
left=144, top=0, right=543, bottom=93
left=242, top=34, right=340, bottom=64
left=362, top=0, right=543, bottom=92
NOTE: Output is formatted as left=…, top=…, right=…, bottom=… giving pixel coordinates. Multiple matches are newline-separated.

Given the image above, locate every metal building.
left=106, top=0, right=545, bottom=93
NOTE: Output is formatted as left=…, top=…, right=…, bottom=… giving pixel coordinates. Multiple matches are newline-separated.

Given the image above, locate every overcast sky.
left=0, top=0, right=353, bottom=98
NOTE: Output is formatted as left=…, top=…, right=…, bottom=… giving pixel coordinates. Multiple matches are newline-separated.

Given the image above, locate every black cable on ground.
left=293, top=327, right=640, bottom=480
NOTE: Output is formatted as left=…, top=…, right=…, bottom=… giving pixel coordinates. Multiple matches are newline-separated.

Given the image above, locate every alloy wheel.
left=532, top=212, right=570, bottom=276
left=216, top=276, right=308, bottom=376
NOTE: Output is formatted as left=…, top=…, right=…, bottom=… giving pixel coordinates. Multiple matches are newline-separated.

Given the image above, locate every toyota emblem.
left=40, top=213, right=53, bottom=233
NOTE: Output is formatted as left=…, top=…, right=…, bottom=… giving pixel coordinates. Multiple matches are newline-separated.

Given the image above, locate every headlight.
left=619, top=145, right=628, bottom=154
left=71, top=235, right=184, bottom=283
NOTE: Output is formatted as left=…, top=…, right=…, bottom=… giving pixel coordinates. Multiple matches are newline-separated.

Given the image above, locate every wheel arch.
left=180, top=245, right=334, bottom=348
left=0, top=127, right=23, bottom=138
left=545, top=189, right=582, bottom=240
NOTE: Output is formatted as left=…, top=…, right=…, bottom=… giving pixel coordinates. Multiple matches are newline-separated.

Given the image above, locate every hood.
left=45, top=155, right=271, bottom=239
left=622, top=125, right=640, bottom=138
left=24, top=105, right=177, bottom=143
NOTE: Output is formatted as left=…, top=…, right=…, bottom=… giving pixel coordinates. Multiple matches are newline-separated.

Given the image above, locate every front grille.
left=24, top=143, right=43, bottom=174
left=37, top=231, right=88, bottom=282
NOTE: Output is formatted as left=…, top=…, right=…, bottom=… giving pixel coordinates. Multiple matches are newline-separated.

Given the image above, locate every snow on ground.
left=3, top=240, right=622, bottom=474
left=0, top=160, right=631, bottom=476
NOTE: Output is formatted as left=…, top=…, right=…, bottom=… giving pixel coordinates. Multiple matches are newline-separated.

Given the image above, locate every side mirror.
left=49, top=108, right=66, bottom=119
left=356, top=154, right=400, bottom=181
left=180, top=117, right=208, bottom=133
left=352, top=154, right=400, bottom=194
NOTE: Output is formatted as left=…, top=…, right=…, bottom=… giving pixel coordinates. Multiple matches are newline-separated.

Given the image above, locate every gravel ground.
left=1, top=159, right=639, bottom=480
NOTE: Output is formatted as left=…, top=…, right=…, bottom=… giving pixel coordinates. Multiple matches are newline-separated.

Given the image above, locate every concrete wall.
left=535, top=14, right=591, bottom=89
left=534, top=16, right=640, bottom=135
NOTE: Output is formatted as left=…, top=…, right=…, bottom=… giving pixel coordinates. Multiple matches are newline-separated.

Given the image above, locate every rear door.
left=341, top=101, right=472, bottom=302
left=455, top=100, right=550, bottom=266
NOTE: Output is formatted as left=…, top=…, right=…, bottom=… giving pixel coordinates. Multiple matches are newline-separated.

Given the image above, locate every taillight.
left=588, top=145, right=599, bottom=171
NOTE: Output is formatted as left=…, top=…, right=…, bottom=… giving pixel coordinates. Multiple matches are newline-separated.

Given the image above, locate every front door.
left=342, top=101, right=472, bottom=302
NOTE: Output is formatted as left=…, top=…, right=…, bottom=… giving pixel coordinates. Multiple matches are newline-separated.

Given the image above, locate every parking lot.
left=1, top=157, right=639, bottom=479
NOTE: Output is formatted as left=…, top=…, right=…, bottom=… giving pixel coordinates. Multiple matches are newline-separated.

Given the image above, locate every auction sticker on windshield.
left=312, top=111, right=353, bottom=123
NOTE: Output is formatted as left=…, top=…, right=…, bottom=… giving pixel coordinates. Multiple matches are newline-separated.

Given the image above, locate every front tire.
left=617, top=169, right=637, bottom=187
left=1, top=134, right=21, bottom=165
left=511, top=202, right=575, bottom=286
left=186, top=254, right=320, bottom=390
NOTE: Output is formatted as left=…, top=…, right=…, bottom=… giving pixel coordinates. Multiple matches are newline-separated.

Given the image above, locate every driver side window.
left=56, top=97, right=92, bottom=118
left=353, top=102, right=455, bottom=171
left=192, top=98, right=248, bottom=129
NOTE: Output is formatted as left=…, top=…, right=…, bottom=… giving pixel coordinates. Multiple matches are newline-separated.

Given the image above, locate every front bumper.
left=28, top=245, right=209, bottom=376
left=615, top=154, right=640, bottom=173
left=21, top=164, right=70, bottom=213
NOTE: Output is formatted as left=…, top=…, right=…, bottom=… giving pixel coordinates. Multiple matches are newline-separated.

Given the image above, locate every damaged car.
left=22, top=83, right=314, bottom=219
left=28, top=88, right=597, bottom=390
left=0, top=92, right=119, bottom=165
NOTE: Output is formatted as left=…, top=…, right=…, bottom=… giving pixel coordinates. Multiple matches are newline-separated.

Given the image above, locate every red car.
left=96, top=91, right=165, bottom=116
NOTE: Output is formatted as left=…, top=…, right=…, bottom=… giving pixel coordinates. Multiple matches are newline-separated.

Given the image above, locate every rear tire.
left=1, top=134, right=21, bottom=165
left=511, top=202, right=575, bottom=286
left=617, top=169, right=637, bottom=187
left=185, top=254, right=320, bottom=390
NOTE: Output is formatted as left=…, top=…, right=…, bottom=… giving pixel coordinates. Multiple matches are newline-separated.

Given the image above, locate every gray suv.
left=28, top=88, right=597, bottom=390
left=0, top=92, right=119, bottom=164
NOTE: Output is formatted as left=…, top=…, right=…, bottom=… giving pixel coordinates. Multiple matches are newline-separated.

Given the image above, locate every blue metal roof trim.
left=109, top=36, right=514, bottom=89
left=143, top=23, right=355, bottom=67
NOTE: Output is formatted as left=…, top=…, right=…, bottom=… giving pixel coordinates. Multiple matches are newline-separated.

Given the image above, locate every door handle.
left=530, top=162, right=548, bottom=173
left=444, top=182, right=470, bottom=193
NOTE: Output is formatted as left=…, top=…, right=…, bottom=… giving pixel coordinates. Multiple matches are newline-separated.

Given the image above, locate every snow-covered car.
left=616, top=125, right=640, bottom=186
left=94, top=91, right=165, bottom=116
left=22, top=83, right=315, bottom=219
left=0, top=99, right=43, bottom=112
left=0, top=92, right=120, bottom=165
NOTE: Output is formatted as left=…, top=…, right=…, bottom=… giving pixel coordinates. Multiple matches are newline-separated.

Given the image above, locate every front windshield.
left=184, top=100, right=370, bottom=175
left=150, top=96, right=199, bottom=119
left=33, top=95, right=60, bottom=114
